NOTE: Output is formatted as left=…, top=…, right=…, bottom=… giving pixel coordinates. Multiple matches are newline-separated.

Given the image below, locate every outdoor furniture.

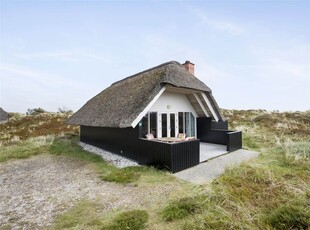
left=159, top=137, right=181, bottom=143
left=177, top=133, right=186, bottom=139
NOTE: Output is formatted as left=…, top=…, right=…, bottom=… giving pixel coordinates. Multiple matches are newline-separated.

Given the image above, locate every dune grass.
left=51, top=199, right=149, bottom=230
left=0, top=135, right=54, bottom=162
left=0, top=112, right=78, bottom=145
left=161, top=196, right=204, bottom=221
left=51, top=200, right=106, bottom=230
left=103, top=210, right=149, bottom=230
left=1, top=110, right=309, bottom=229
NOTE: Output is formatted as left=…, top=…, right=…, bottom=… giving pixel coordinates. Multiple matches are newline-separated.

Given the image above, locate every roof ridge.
left=111, top=61, right=181, bottom=86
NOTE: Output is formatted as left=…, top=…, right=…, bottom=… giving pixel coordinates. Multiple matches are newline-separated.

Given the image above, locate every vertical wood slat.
left=81, top=125, right=200, bottom=173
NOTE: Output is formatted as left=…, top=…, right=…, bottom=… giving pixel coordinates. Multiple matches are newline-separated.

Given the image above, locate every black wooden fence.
left=197, top=117, right=242, bottom=152
left=80, top=126, right=200, bottom=173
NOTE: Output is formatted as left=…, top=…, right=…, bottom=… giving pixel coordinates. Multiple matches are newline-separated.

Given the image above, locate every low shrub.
left=101, top=167, right=141, bottom=184
left=104, top=210, right=148, bottom=230
left=26, top=107, right=46, bottom=115
left=264, top=196, right=310, bottom=229
left=161, top=196, right=203, bottom=221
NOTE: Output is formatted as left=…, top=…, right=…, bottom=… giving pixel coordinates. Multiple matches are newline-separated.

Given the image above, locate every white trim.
left=167, top=113, right=170, bottom=137
left=201, top=93, right=219, bottom=122
left=157, top=112, right=161, bottom=138
left=131, top=86, right=166, bottom=128
left=193, top=92, right=210, bottom=117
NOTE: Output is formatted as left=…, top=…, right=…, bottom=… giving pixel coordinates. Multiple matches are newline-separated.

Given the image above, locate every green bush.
left=58, top=106, right=73, bottom=114
left=26, top=107, right=46, bottom=115
left=161, top=196, right=203, bottom=221
left=104, top=210, right=148, bottom=230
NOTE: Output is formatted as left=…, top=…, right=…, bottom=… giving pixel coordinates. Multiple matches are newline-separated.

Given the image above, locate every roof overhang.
left=131, top=86, right=167, bottom=128
left=130, top=85, right=222, bottom=128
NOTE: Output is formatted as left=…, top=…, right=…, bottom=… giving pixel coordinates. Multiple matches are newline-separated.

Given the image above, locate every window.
left=140, top=111, right=195, bottom=139
left=140, top=112, right=157, bottom=138
left=179, top=112, right=195, bottom=137
left=190, top=112, right=195, bottom=137
left=161, top=113, right=167, bottom=137
left=150, top=112, right=157, bottom=138
left=140, top=114, right=148, bottom=138
left=170, top=113, right=176, bottom=137
left=178, top=112, right=184, bottom=133
left=185, top=112, right=195, bottom=137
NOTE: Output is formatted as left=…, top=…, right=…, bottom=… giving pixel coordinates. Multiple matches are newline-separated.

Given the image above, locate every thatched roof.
left=0, top=107, right=9, bottom=122
left=67, top=61, right=223, bottom=128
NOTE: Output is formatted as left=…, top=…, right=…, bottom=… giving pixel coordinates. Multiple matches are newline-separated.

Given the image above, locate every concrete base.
left=174, top=149, right=260, bottom=184
left=200, top=143, right=228, bottom=162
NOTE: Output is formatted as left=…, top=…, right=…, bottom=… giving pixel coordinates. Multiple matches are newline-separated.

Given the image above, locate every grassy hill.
left=0, top=112, right=78, bottom=145
left=0, top=110, right=309, bottom=229
left=223, top=109, right=310, bottom=148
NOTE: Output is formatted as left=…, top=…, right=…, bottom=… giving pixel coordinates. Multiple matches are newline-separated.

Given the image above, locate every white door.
left=159, top=113, right=178, bottom=138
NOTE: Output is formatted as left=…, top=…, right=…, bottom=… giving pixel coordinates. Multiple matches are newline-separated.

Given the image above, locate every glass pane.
left=141, top=114, right=148, bottom=138
left=178, top=112, right=184, bottom=134
left=190, top=112, right=195, bottom=137
left=150, top=112, right=157, bottom=138
left=170, top=113, right=175, bottom=137
left=162, top=113, right=167, bottom=137
left=185, top=112, right=190, bottom=137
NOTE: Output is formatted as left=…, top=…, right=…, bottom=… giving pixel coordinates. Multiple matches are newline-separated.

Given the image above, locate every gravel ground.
left=175, top=149, right=260, bottom=184
left=79, top=142, right=140, bottom=168
left=0, top=154, right=175, bottom=229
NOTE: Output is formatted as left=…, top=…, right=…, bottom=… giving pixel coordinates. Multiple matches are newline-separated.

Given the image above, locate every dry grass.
left=1, top=109, right=309, bottom=229
left=0, top=112, right=78, bottom=146
left=222, top=109, right=310, bottom=148
left=0, top=135, right=55, bottom=162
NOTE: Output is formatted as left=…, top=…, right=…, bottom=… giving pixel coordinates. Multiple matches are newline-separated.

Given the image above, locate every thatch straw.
left=67, top=61, right=223, bottom=128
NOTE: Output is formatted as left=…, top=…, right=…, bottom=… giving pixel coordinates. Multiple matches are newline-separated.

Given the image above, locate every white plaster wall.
left=149, top=91, right=197, bottom=116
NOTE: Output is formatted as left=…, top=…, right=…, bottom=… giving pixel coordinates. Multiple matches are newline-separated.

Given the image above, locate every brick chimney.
left=182, top=60, right=195, bottom=75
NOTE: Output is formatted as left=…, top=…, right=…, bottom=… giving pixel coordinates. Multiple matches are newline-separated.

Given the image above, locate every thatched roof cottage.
left=68, top=61, right=242, bottom=172
left=0, top=107, right=9, bottom=123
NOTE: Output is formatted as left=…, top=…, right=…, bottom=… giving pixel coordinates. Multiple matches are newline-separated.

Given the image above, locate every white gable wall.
left=149, top=91, right=197, bottom=116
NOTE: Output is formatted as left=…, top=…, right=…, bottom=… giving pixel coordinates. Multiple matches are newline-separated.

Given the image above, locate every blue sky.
left=0, top=0, right=309, bottom=113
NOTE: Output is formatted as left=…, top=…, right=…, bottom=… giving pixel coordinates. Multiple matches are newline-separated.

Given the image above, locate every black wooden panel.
left=139, top=139, right=172, bottom=170
left=211, top=120, right=228, bottom=130
left=197, top=117, right=242, bottom=150
left=80, top=125, right=145, bottom=163
left=227, top=131, right=242, bottom=152
left=171, top=140, right=200, bottom=173
left=81, top=126, right=199, bottom=172
left=197, top=118, right=228, bottom=145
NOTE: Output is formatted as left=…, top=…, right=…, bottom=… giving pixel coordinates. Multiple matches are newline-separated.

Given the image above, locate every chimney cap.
left=184, top=60, right=194, bottom=65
